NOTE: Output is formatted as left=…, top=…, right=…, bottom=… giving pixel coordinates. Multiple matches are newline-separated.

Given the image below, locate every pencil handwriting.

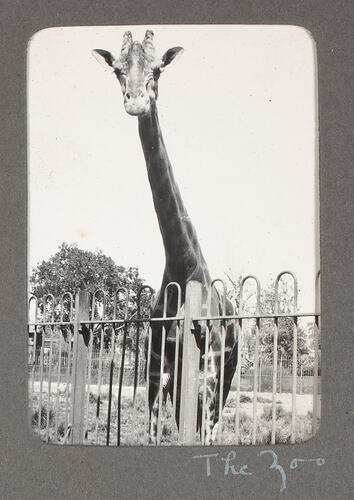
left=193, top=449, right=325, bottom=492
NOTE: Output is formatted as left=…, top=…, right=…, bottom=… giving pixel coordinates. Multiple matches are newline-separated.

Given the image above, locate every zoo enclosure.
left=27, top=271, right=321, bottom=446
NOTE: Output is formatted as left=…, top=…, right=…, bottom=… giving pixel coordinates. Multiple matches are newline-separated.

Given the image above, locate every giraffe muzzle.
left=124, top=92, right=151, bottom=116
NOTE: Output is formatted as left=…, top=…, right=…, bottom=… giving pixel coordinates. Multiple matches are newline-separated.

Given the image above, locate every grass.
left=226, top=393, right=273, bottom=407
left=30, top=389, right=315, bottom=446
left=221, top=405, right=314, bottom=445
left=31, top=405, right=55, bottom=428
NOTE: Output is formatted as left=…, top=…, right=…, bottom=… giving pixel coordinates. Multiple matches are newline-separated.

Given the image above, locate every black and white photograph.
left=27, top=25, right=320, bottom=446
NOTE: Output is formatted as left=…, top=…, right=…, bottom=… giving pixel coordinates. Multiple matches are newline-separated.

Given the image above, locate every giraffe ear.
left=160, top=47, right=184, bottom=71
left=92, top=49, right=115, bottom=69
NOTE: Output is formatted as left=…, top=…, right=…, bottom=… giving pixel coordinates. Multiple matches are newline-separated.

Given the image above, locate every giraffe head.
left=93, top=30, right=183, bottom=116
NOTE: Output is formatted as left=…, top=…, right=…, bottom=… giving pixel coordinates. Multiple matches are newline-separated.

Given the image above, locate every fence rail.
left=27, top=271, right=321, bottom=446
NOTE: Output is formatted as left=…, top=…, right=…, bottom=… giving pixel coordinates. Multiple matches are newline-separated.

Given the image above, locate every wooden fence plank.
left=70, top=286, right=90, bottom=444
left=179, top=280, right=202, bottom=444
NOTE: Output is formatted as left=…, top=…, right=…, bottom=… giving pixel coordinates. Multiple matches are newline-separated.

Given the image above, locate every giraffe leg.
left=211, top=422, right=219, bottom=443
left=149, top=370, right=171, bottom=444
left=202, top=371, right=218, bottom=445
left=198, top=343, right=218, bottom=445
left=148, top=376, right=159, bottom=444
left=204, top=385, right=216, bottom=445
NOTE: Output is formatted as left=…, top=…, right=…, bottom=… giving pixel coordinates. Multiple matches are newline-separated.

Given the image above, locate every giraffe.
left=93, top=30, right=238, bottom=445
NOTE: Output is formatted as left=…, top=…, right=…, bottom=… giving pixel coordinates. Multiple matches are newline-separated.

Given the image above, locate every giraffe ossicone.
left=93, top=30, right=238, bottom=445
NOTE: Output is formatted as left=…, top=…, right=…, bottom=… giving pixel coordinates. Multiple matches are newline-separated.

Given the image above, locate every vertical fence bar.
left=61, top=293, right=74, bottom=436
left=64, top=328, right=73, bottom=432
left=245, top=276, right=261, bottom=446
left=31, top=326, right=38, bottom=410
left=132, top=318, right=140, bottom=407
left=234, top=319, right=243, bottom=445
left=201, top=319, right=211, bottom=445
left=70, top=285, right=90, bottom=445
left=162, top=283, right=182, bottom=440
left=234, top=277, right=251, bottom=446
left=94, top=325, right=105, bottom=444
left=136, top=343, right=143, bottom=409
left=58, top=292, right=73, bottom=441
left=217, top=318, right=226, bottom=444
left=90, top=289, right=106, bottom=445
left=46, top=324, right=55, bottom=442
left=38, top=299, right=45, bottom=436
left=179, top=280, right=202, bottom=445
left=45, top=296, right=55, bottom=442
left=208, top=279, right=227, bottom=444
left=28, top=296, right=38, bottom=427
left=37, top=332, right=44, bottom=435
left=106, top=325, right=116, bottom=446
left=117, top=323, right=127, bottom=445
left=84, top=326, right=93, bottom=443
left=117, top=288, right=129, bottom=446
left=271, top=315, right=279, bottom=445
left=210, top=280, right=227, bottom=445
left=289, top=273, right=298, bottom=445
left=157, top=284, right=181, bottom=443
left=201, top=286, right=213, bottom=446
left=54, top=326, right=63, bottom=441
left=137, top=286, right=154, bottom=445
left=291, top=317, right=298, bottom=443
left=156, top=292, right=168, bottom=445
left=274, top=271, right=298, bottom=445
left=252, top=318, right=260, bottom=445
left=172, top=318, right=181, bottom=425
left=144, top=323, right=152, bottom=444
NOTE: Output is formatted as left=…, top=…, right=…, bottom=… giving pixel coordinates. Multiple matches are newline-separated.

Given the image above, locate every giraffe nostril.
left=125, top=92, right=131, bottom=100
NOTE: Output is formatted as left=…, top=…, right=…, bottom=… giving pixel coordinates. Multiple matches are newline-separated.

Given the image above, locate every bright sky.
left=28, top=25, right=318, bottom=309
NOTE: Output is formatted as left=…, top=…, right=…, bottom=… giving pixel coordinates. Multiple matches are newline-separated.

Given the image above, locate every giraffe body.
left=93, top=30, right=238, bottom=444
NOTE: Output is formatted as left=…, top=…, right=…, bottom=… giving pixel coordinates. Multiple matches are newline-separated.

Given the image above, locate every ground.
left=29, top=382, right=320, bottom=446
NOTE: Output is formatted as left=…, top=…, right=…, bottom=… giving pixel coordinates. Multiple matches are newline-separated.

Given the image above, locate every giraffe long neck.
left=138, top=103, right=209, bottom=285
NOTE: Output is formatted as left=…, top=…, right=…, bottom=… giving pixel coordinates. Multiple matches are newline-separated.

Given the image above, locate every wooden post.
left=70, top=285, right=90, bottom=444
left=179, top=280, right=202, bottom=445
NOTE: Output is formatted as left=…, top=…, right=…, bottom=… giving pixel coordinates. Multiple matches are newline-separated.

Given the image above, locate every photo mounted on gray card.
left=27, top=25, right=320, bottom=446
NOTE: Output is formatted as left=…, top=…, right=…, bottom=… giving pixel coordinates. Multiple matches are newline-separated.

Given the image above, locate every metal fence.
left=27, top=271, right=321, bottom=446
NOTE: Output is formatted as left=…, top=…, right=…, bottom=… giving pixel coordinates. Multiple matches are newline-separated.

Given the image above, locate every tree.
left=225, top=271, right=309, bottom=359
left=259, top=281, right=309, bottom=359
left=29, top=243, right=152, bottom=351
left=30, top=242, right=144, bottom=298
